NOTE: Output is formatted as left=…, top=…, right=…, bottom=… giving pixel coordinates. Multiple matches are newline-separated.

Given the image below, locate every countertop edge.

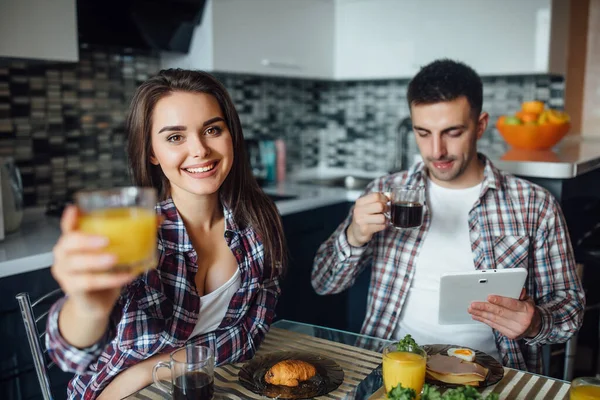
left=0, top=186, right=360, bottom=279
left=0, top=252, right=54, bottom=278
left=491, top=159, right=578, bottom=179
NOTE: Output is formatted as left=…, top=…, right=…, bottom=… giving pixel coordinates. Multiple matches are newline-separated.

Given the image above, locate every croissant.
left=264, top=359, right=317, bottom=387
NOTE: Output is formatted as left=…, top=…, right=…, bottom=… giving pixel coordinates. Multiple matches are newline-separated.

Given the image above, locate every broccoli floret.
left=396, top=334, right=419, bottom=352
left=421, top=384, right=443, bottom=400
left=386, top=383, right=417, bottom=400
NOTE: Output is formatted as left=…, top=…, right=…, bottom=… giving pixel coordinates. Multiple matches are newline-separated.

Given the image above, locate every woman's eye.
left=205, top=126, right=222, bottom=136
left=167, top=134, right=183, bottom=143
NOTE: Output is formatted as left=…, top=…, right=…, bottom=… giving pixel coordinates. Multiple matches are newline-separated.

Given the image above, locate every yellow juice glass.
left=571, top=377, right=600, bottom=400
left=382, top=342, right=427, bottom=396
left=76, top=187, right=158, bottom=275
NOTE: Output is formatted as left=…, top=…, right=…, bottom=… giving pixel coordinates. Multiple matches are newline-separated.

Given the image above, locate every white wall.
left=0, top=0, right=78, bottom=62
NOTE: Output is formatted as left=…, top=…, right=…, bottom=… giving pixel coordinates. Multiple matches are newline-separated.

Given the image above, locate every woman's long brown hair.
left=126, top=69, right=286, bottom=275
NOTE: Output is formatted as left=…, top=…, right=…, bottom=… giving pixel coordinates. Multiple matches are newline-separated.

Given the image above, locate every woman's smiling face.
left=150, top=91, right=234, bottom=199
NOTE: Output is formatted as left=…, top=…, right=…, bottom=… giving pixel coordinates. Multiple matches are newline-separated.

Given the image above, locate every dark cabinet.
left=0, top=268, right=71, bottom=400
left=275, top=201, right=371, bottom=332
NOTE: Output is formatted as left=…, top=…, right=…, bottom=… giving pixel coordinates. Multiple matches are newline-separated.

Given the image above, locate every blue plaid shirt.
left=312, top=155, right=585, bottom=373
left=46, top=198, right=281, bottom=399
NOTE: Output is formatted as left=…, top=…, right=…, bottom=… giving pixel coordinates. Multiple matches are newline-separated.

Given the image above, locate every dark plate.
left=351, top=345, right=504, bottom=399
left=238, top=351, right=344, bottom=399
left=423, top=344, right=504, bottom=388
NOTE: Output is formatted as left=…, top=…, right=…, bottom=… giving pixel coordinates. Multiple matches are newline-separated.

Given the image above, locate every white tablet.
left=438, top=268, right=528, bottom=325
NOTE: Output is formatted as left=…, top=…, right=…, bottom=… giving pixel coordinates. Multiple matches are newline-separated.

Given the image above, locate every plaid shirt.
left=312, top=155, right=585, bottom=373
left=46, top=198, right=281, bottom=400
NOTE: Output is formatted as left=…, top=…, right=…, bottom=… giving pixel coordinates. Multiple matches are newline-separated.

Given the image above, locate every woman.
left=46, top=69, right=286, bottom=399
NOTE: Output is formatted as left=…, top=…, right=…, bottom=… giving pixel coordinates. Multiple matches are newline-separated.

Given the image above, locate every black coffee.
left=391, top=202, right=423, bottom=228
left=173, top=371, right=214, bottom=400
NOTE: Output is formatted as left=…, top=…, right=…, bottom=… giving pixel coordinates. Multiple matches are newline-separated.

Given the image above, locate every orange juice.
left=382, top=350, right=426, bottom=394
left=571, top=385, right=600, bottom=400
left=79, top=207, right=157, bottom=274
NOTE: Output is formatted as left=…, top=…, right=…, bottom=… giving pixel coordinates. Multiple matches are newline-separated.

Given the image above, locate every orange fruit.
left=516, top=111, right=539, bottom=123
left=522, top=100, right=545, bottom=114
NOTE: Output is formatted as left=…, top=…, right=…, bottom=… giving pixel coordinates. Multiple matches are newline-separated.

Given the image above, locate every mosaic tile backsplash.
left=0, top=48, right=565, bottom=207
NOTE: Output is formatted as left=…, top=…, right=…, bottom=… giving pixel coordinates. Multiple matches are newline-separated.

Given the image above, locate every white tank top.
left=189, top=268, right=242, bottom=338
left=395, top=179, right=501, bottom=362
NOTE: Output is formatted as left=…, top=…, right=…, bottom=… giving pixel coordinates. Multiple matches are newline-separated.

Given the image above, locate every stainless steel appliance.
left=0, top=157, right=24, bottom=240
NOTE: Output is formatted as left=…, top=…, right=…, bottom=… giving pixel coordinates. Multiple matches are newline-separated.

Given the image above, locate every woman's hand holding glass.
left=51, top=205, right=138, bottom=348
left=51, top=187, right=159, bottom=348
left=52, top=204, right=139, bottom=314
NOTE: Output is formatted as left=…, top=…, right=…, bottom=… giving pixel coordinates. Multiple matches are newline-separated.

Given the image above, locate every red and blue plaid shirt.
left=312, top=155, right=585, bottom=373
left=46, top=198, right=281, bottom=399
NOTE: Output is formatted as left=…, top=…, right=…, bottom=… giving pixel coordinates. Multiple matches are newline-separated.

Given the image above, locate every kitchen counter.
left=482, top=136, right=600, bottom=179
left=0, top=208, right=61, bottom=278
left=0, top=183, right=361, bottom=279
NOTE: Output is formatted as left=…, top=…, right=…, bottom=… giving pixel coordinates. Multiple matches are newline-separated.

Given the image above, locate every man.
left=311, top=59, right=584, bottom=373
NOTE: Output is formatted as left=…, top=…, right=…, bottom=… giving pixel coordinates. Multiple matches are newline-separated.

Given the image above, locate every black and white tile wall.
left=0, top=48, right=565, bottom=207
left=0, top=47, right=161, bottom=207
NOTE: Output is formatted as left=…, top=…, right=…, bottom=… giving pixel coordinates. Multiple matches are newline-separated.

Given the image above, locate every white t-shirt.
left=189, top=268, right=242, bottom=338
left=394, top=179, right=501, bottom=362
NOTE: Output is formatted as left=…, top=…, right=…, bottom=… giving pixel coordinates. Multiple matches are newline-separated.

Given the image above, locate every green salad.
left=387, top=383, right=499, bottom=400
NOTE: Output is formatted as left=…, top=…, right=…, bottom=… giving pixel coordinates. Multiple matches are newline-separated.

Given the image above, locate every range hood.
left=77, top=0, right=206, bottom=53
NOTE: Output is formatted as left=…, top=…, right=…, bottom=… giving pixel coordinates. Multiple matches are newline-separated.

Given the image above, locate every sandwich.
left=426, top=354, right=488, bottom=386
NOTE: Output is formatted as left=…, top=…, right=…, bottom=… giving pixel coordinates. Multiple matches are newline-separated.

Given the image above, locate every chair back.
left=15, top=289, right=63, bottom=400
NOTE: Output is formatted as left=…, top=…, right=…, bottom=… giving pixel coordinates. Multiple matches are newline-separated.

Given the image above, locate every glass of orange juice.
left=571, top=377, right=600, bottom=400
left=382, top=342, right=427, bottom=396
left=76, top=187, right=158, bottom=275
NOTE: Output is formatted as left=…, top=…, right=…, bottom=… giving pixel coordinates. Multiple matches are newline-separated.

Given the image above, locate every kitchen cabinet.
left=0, top=0, right=78, bottom=62
left=335, top=0, right=569, bottom=79
left=165, top=0, right=568, bottom=80
left=0, top=268, right=70, bottom=400
left=161, top=0, right=335, bottom=79
left=275, top=202, right=355, bottom=330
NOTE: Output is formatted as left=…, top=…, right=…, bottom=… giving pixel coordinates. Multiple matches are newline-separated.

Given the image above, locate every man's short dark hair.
left=407, top=59, right=483, bottom=118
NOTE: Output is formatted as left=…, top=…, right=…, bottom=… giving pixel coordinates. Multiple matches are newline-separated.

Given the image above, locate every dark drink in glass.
left=152, top=345, right=215, bottom=400
left=391, top=201, right=423, bottom=228
left=173, top=371, right=214, bottom=400
left=387, top=186, right=425, bottom=230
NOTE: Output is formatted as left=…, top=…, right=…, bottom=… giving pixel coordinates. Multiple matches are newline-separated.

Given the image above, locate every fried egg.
left=447, top=347, right=476, bottom=362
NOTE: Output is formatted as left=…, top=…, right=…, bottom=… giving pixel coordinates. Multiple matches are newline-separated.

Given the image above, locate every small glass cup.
left=570, top=377, right=600, bottom=400
left=153, top=345, right=215, bottom=400
left=386, top=186, right=425, bottom=229
left=382, top=342, right=427, bottom=395
left=75, top=187, right=158, bottom=275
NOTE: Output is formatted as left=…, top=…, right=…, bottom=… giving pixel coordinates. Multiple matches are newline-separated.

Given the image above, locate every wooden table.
left=126, top=320, right=571, bottom=399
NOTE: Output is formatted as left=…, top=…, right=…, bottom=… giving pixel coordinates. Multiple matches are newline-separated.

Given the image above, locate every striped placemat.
left=126, top=327, right=570, bottom=399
